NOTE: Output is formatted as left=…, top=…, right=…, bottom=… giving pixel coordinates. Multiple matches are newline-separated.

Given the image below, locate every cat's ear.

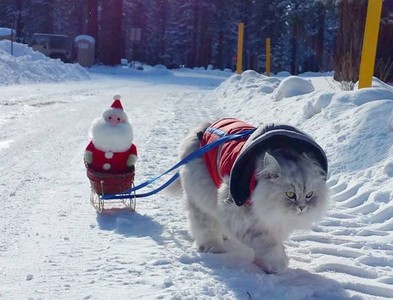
left=256, top=152, right=281, bottom=178
left=303, top=153, right=328, bottom=181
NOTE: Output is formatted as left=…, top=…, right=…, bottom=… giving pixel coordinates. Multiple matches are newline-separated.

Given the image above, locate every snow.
left=0, top=41, right=89, bottom=85
left=0, top=41, right=392, bottom=300
left=273, top=76, right=315, bottom=101
left=0, top=27, right=14, bottom=37
left=75, top=35, right=96, bottom=43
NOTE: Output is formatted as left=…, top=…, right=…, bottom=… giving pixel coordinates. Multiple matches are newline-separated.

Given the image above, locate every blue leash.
left=101, top=129, right=255, bottom=200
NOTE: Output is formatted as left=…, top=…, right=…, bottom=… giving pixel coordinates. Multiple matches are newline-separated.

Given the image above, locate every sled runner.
left=85, top=164, right=136, bottom=213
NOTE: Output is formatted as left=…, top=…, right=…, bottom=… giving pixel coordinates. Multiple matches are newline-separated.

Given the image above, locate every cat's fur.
left=178, top=122, right=329, bottom=274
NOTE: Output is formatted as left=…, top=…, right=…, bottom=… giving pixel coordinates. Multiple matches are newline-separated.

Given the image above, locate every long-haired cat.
left=178, top=121, right=329, bottom=274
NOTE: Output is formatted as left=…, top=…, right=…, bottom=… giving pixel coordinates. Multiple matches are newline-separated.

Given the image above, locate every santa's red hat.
left=102, top=95, right=129, bottom=122
left=111, top=95, right=123, bottom=110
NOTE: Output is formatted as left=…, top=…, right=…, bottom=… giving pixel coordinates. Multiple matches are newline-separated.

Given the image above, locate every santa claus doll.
left=84, top=95, right=137, bottom=173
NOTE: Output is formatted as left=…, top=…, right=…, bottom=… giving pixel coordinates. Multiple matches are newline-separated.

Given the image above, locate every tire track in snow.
left=126, top=88, right=229, bottom=299
left=289, top=175, right=393, bottom=299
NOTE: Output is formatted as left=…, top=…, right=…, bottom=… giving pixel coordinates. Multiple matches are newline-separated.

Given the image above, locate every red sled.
left=85, top=164, right=136, bottom=213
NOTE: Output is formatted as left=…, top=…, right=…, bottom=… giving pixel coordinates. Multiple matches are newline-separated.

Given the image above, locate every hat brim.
left=229, top=124, right=328, bottom=206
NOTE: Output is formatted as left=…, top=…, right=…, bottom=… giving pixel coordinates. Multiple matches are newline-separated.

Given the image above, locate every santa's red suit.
left=85, top=141, right=137, bottom=173
left=84, top=96, right=137, bottom=174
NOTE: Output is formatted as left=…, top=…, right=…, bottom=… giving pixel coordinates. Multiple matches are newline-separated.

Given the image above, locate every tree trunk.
left=315, top=1, right=325, bottom=71
left=290, top=17, right=298, bottom=75
left=333, top=0, right=367, bottom=82
left=375, top=1, right=393, bottom=82
left=99, top=0, right=123, bottom=65
left=86, top=0, right=98, bottom=40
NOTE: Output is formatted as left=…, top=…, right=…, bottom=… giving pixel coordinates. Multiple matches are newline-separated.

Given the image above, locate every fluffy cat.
left=178, top=122, right=329, bottom=274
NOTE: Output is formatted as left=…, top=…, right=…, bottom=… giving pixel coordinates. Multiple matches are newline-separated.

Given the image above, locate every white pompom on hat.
left=102, top=94, right=129, bottom=122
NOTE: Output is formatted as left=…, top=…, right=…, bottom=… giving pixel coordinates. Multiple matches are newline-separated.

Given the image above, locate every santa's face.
left=90, top=111, right=134, bottom=152
left=105, top=114, right=127, bottom=126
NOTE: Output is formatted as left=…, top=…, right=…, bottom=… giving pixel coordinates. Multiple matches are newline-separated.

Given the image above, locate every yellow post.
left=358, top=0, right=383, bottom=88
left=266, top=38, right=271, bottom=76
left=236, top=22, right=244, bottom=74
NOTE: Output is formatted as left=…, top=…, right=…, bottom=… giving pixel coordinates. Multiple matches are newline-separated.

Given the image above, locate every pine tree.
left=376, top=0, right=393, bottom=82
left=52, top=0, right=84, bottom=37
left=210, top=0, right=239, bottom=70
left=144, top=0, right=170, bottom=65
left=24, top=0, right=55, bottom=34
left=0, top=0, right=17, bottom=29
left=86, top=0, right=98, bottom=40
left=123, top=0, right=147, bottom=62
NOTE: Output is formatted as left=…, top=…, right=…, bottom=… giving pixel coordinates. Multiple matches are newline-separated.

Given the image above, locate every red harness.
left=200, top=119, right=328, bottom=207
left=200, top=118, right=256, bottom=202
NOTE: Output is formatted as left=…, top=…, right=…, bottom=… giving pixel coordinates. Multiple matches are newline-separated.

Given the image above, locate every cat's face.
left=252, top=149, right=329, bottom=230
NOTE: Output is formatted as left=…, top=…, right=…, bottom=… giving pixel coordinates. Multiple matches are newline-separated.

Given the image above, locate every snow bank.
left=0, top=40, right=89, bottom=85
left=215, top=71, right=393, bottom=298
left=216, top=71, right=280, bottom=108
left=273, top=76, right=315, bottom=101
left=143, top=64, right=173, bottom=75
left=217, top=70, right=393, bottom=193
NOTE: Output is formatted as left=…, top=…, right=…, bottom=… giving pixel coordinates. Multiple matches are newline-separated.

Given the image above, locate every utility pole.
left=359, top=0, right=383, bottom=88
left=265, top=38, right=271, bottom=76
left=236, top=22, right=244, bottom=74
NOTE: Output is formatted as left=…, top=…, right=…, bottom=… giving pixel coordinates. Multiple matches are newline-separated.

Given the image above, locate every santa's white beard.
left=90, top=118, right=134, bottom=152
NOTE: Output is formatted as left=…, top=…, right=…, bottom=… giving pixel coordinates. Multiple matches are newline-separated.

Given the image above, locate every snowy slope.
left=0, top=44, right=392, bottom=299
left=217, top=71, right=393, bottom=299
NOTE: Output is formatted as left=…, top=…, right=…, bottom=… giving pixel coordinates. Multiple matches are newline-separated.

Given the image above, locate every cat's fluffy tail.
left=164, top=121, right=212, bottom=198
left=163, top=175, right=183, bottom=198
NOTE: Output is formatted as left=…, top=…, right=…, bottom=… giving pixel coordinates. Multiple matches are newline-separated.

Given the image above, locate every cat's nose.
left=299, top=205, right=306, bottom=211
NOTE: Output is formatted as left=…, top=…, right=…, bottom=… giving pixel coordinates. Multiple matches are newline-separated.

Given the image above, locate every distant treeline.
left=1, top=0, right=392, bottom=81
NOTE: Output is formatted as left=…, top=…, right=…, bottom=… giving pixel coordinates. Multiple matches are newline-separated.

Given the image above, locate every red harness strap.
left=200, top=119, right=256, bottom=198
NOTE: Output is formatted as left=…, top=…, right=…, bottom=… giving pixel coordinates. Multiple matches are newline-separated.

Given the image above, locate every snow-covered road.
left=0, top=71, right=229, bottom=299
left=1, top=69, right=392, bottom=300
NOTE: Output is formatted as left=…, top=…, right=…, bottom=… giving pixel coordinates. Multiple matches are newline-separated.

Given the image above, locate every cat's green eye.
left=285, top=191, right=296, bottom=199
left=306, top=191, right=314, bottom=198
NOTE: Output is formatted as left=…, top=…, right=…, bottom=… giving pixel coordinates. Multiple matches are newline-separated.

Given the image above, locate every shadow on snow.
left=96, top=208, right=164, bottom=244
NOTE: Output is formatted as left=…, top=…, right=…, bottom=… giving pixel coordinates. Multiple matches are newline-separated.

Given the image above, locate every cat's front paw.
left=195, top=240, right=226, bottom=254
left=254, top=246, right=289, bottom=274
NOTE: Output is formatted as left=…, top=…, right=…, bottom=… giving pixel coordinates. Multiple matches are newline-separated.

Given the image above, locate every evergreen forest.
left=1, top=0, right=392, bottom=82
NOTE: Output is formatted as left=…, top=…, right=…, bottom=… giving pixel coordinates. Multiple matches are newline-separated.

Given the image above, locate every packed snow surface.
left=0, top=41, right=392, bottom=300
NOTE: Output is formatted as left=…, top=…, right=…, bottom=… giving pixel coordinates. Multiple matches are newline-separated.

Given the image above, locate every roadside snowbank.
left=216, top=71, right=393, bottom=298
left=217, top=72, right=393, bottom=179
left=0, top=40, right=89, bottom=85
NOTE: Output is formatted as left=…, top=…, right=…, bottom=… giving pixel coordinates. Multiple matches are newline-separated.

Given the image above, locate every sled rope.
left=101, top=129, right=256, bottom=200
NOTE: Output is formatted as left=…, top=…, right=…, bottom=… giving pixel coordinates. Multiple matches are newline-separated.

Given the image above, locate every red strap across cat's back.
left=200, top=118, right=255, bottom=188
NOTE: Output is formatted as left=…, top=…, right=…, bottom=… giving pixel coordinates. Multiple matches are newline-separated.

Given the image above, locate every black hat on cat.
left=229, top=124, right=328, bottom=206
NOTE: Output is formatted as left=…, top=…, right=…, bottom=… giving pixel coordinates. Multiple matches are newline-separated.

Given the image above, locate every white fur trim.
left=113, top=94, right=121, bottom=100
left=90, top=118, right=134, bottom=152
left=103, top=163, right=111, bottom=170
left=105, top=151, right=114, bottom=159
